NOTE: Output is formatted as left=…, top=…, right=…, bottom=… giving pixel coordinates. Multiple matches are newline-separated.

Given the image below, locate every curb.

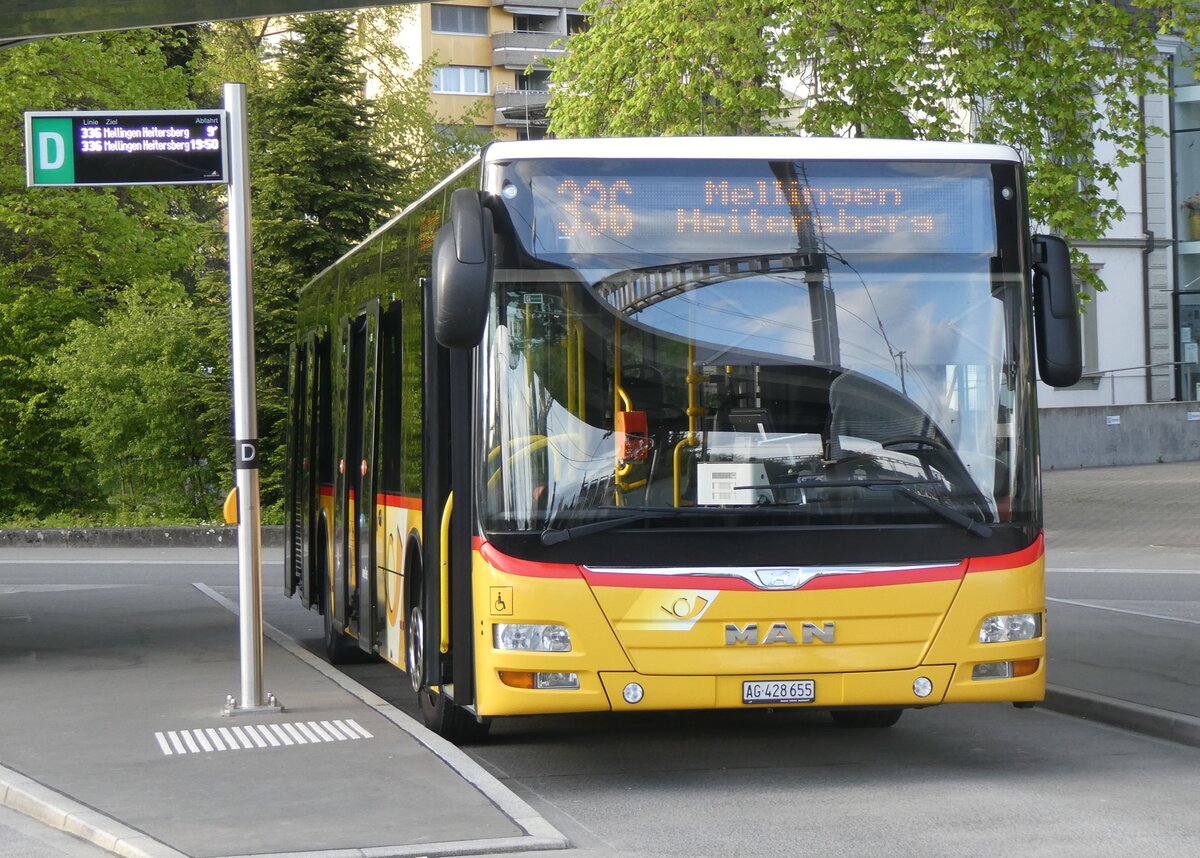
left=0, top=526, right=285, bottom=548
left=1042, top=685, right=1200, bottom=748
left=0, top=763, right=187, bottom=858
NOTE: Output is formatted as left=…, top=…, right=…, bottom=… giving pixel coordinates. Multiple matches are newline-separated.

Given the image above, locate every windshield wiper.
left=780, top=477, right=993, bottom=537
left=540, top=507, right=687, bottom=546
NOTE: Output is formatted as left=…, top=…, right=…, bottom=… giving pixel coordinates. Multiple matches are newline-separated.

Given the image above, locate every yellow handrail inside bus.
left=612, top=320, right=639, bottom=501
left=673, top=343, right=702, bottom=507
left=576, top=318, right=586, bottom=420
left=439, top=492, right=453, bottom=654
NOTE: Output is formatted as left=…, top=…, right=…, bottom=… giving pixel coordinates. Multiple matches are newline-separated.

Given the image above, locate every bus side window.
left=380, top=303, right=405, bottom=504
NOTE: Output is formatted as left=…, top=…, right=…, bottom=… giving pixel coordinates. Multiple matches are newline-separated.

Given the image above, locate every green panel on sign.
left=31, top=116, right=74, bottom=185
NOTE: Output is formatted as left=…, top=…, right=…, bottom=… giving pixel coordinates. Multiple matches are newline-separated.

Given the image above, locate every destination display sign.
left=526, top=161, right=997, bottom=257
left=25, top=110, right=227, bottom=187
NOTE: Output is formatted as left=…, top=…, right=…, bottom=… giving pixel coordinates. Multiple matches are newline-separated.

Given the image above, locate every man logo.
left=725, top=621, right=835, bottom=645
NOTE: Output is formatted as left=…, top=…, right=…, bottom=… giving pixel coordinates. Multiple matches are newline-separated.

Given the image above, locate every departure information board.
left=25, top=110, right=227, bottom=187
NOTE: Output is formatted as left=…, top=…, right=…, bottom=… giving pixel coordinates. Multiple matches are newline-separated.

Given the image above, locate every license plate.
left=742, top=679, right=815, bottom=705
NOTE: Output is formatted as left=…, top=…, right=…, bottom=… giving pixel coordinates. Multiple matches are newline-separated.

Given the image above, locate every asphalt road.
left=3, top=462, right=1200, bottom=858
left=255, top=585, right=1199, bottom=858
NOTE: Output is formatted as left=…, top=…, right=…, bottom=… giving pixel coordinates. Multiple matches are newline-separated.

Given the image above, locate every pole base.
left=221, top=692, right=284, bottom=717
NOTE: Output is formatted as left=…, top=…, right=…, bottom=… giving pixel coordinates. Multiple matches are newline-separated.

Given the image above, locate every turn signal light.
left=499, top=670, right=536, bottom=689
left=972, top=658, right=1040, bottom=680
left=498, top=670, right=579, bottom=690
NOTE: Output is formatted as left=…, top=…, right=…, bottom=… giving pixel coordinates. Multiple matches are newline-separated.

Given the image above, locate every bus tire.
left=406, top=575, right=491, bottom=744
left=829, top=709, right=903, bottom=729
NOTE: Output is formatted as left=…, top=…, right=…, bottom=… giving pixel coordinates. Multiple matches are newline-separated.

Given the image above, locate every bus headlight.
left=493, top=623, right=572, bottom=652
left=979, top=613, right=1041, bottom=644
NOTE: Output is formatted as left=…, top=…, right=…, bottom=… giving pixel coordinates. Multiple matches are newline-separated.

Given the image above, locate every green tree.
left=249, top=12, right=403, bottom=513
left=45, top=280, right=228, bottom=520
left=549, top=1, right=1196, bottom=288
left=0, top=29, right=215, bottom=518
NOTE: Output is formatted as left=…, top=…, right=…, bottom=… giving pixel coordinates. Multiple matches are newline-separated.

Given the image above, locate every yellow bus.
left=283, top=138, right=1081, bottom=741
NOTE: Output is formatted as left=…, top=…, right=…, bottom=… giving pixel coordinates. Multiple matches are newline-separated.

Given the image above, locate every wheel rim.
left=407, top=603, right=424, bottom=693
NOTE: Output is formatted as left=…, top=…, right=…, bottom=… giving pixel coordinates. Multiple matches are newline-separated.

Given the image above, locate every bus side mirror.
left=433, top=188, right=494, bottom=349
left=1031, top=234, right=1082, bottom=388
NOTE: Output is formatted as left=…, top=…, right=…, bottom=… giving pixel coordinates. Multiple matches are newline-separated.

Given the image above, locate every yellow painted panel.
left=590, top=579, right=961, bottom=675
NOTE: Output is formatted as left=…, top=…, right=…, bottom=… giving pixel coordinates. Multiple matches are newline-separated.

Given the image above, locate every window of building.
left=1066, top=271, right=1101, bottom=391
left=431, top=4, right=488, bottom=35
left=432, top=66, right=491, bottom=95
left=517, top=70, right=551, bottom=92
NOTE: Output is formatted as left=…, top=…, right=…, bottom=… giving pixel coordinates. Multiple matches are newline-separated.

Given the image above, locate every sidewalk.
left=1041, top=460, right=1200, bottom=746
left=0, top=578, right=566, bottom=858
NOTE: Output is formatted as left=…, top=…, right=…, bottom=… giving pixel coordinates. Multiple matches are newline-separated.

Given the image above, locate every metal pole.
left=223, top=81, right=280, bottom=716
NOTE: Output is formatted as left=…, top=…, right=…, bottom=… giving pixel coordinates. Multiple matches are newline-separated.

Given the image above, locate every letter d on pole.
left=222, top=82, right=280, bottom=717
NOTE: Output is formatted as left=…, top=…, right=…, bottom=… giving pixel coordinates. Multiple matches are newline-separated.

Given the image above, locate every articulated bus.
left=284, top=137, right=1081, bottom=741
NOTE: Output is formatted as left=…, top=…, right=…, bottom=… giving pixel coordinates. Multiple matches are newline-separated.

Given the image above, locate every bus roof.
left=484, top=136, right=1021, bottom=164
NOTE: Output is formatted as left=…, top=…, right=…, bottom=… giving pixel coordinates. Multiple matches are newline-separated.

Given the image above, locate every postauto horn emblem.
left=725, top=621, right=836, bottom=645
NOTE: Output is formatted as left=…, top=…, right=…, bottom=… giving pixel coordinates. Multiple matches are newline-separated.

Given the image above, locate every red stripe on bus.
left=478, top=542, right=582, bottom=579
left=581, top=570, right=760, bottom=591
left=476, top=534, right=1044, bottom=589
left=966, top=533, right=1043, bottom=573
left=319, top=485, right=334, bottom=498
left=799, top=563, right=966, bottom=590
left=377, top=493, right=422, bottom=511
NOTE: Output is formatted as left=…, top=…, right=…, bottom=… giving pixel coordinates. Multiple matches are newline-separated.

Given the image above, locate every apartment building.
left=399, top=0, right=584, bottom=141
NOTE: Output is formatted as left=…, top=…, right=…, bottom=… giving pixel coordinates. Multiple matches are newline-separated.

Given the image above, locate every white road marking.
left=155, top=720, right=374, bottom=756
left=321, top=720, right=349, bottom=740
left=1046, top=596, right=1200, bottom=626
left=342, top=719, right=373, bottom=739
left=295, top=722, right=321, bottom=743
left=307, top=721, right=334, bottom=742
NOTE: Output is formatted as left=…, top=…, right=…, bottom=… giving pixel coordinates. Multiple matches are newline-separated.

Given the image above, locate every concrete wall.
left=1039, top=403, right=1200, bottom=470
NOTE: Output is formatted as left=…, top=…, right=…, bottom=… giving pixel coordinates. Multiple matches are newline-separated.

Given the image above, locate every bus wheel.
left=406, top=586, right=491, bottom=744
left=830, top=709, right=903, bottom=729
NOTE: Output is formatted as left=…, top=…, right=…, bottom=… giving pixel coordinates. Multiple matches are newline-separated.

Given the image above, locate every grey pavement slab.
left=0, top=579, right=565, bottom=857
left=1042, top=461, right=1200, bottom=743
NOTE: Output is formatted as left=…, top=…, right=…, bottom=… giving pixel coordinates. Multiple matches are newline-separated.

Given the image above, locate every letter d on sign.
left=39, top=132, right=65, bottom=169
left=26, top=116, right=75, bottom=186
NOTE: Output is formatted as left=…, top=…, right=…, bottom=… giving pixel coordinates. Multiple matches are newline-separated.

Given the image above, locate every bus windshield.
left=479, top=157, right=1036, bottom=557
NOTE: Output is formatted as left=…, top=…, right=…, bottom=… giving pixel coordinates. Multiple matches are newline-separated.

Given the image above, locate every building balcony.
left=492, top=0, right=582, bottom=11
left=494, top=88, right=551, bottom=126
left=492, top=30, right=566, bottom=69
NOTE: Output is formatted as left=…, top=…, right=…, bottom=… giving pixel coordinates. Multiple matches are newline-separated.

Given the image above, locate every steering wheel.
left=881, top=434, right=949, bottom=451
